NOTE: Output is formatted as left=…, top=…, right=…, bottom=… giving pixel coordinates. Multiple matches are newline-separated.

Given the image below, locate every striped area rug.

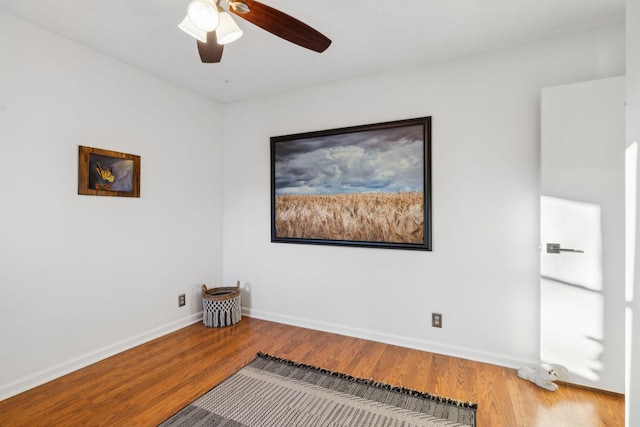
left=160, top=353, right=477, bottom=427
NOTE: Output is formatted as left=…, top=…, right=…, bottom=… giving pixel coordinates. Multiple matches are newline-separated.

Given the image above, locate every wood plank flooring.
left=0, top=317, right=624, bottom=426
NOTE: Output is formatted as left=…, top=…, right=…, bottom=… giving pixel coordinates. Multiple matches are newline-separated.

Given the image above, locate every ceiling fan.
left=178, top=0, right=332, bottom=63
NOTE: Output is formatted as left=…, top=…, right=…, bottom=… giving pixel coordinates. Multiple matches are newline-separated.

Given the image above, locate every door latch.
left=546, top=243, right=584, bottom=254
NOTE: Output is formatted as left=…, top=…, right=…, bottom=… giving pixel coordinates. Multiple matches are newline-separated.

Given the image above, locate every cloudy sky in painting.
left=274, top=125, right=425, bottom=195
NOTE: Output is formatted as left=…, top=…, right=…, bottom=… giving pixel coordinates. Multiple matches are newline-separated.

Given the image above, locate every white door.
left=540, top=76, right=625, bottom=393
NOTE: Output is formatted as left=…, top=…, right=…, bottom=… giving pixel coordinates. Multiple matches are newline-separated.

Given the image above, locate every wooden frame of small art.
left=78, top=146, right=140, bottom=197
left=271, top=117, right=432, bottom=251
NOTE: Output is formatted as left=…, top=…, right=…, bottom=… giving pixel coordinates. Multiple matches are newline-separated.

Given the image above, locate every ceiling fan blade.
left=230, top=0, right=331, bottom=53
left=197, top=31, right=224, bottom=63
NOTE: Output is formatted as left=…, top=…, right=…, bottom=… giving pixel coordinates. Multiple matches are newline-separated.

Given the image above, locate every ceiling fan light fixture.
left=187, top=0, right=220, bottom=32
left=178, top=15, right=208, bottom=43
left=216, top=10, right=243, bottom=45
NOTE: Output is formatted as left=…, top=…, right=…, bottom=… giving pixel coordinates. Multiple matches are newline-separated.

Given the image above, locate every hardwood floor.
left=0, top=317, right=624, bottom=426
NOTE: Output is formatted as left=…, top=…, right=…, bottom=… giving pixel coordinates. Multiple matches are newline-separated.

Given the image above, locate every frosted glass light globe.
left=187, top=0, right=220, bottom=32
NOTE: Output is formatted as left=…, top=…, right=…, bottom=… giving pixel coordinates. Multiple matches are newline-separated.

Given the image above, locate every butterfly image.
left=95, top=163, right=115, bottom=183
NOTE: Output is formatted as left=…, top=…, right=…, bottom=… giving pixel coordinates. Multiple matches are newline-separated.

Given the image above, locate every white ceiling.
left=0, top=0, right=625, bottom=104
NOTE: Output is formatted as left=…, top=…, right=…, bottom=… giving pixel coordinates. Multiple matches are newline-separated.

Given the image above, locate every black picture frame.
left=271, top=117, right=432, bottom=251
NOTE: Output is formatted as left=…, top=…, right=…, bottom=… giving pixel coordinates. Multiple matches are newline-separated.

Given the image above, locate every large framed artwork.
left=271, top=117, right=432, bottom=251
left=78, top=146, right=141, bottom=197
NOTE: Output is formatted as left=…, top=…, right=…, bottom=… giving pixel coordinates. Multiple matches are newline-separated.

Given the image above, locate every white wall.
left=222, top=26, right=625, bottom=368
left=0, top=11, right=223, bottom=399
left=628, top=0, right=640, bottom=423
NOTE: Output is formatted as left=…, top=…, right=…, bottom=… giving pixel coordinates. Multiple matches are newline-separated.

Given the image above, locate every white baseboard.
left=1, top=309, right=537, bottom=402
left=243, top=308, right=538, bottom=370
left=0, top=313, right=202, bottom=402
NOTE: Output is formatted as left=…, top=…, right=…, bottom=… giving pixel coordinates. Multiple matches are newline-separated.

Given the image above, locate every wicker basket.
left=202, top=281, right=242, bottom=328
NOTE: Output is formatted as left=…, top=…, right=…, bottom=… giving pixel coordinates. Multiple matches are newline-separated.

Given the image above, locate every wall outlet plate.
left=432, top=312, right=442, bottom=328
left=178, top=294, right=186, bottom=307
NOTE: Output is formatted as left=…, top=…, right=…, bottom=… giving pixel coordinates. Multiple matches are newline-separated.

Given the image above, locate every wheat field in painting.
left=274, top=192, right=424, bottom=243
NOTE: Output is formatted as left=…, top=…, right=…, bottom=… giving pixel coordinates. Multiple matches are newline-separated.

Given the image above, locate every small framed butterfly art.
left=78, top=146, right=140, bottom=197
